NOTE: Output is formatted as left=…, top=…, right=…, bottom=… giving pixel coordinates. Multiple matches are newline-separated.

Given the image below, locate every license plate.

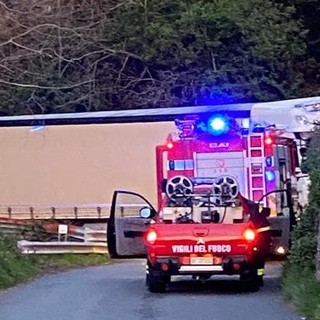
left=213, top=257, right=223, bottom=265
left=190, top=257, right=213, bottom=265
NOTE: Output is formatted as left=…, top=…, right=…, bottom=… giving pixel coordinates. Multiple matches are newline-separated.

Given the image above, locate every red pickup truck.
left=107, top=189, right=270, bottom=293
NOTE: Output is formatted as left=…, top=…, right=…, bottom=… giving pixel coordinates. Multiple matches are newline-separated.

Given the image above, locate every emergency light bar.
left=176, top=114, right=244, bottom=137
left=175, top=114, right=256, bottom=138
left=175, top=113, right=258, bottom=139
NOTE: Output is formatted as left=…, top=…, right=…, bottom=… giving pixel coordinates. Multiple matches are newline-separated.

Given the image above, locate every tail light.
left=243, top=228, right=256, bottom=242
left=166, top=142, right=174, bottom=149
left=146, top=229, right=157, bottom=244
left=265, top=137, right=273, bottom=145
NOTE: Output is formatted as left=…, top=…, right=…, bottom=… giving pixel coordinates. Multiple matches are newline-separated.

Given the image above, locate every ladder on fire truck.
left=247, top=134, right=267, bottom=205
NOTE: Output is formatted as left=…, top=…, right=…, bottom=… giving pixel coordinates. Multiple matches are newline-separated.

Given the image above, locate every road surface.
left=0, top=259, right=301, bottom=320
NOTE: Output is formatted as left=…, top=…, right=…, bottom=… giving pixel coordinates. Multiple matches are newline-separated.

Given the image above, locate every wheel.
left=146, top=273, right=166, bottom=293
left=240, top=273, right=260, bottom=292
left=146, top=272, right=167, bottom=293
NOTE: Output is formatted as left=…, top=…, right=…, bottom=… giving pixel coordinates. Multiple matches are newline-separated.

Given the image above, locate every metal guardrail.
left=64, top=224, right=108, bottom=242
left=0, top=204, right=111, bottom=220
left=0, top=223, right=29, bottom=233
left=18, top=240, right=108, bottom=254
left=0, top=203, right=148, bottom=220
left=0, top=218, right=108, bottom=244
left=84, top=225, right=107, bottom=242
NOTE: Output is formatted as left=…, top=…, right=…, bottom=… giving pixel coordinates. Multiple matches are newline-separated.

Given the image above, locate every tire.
left=258, top=275, right=264, bottom=287
left=146, top=272, right=167, bottom=293
left=240, top=273, right=260, bottom=292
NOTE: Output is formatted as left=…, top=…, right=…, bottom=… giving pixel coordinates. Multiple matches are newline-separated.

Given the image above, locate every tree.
left=289, top=129, right=320, bottom=275
left=304, top=129, right=320, bottom=279
left=279, top=0, right=320, bottom=96
left=0, top=0, right=307, bottom=115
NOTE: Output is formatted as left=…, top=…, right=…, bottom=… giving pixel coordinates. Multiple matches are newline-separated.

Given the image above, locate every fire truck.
left=107, top=99, right=318, bottom=293
left=155, top=114, right=299, bottom=247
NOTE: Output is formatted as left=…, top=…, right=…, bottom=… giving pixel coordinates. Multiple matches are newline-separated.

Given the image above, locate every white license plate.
left=190, top=257, right=213, bottom=265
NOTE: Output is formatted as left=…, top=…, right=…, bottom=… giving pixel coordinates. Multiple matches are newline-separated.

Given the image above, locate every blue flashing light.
left=210, top=118, right=225, bottom=131
left=169, top=161, right=175, bottom=170
left=207, top=115, right=229, bottom=135
left=265, top=157, right=272, bottom=167
left=265, top=170, right=275, bottom=182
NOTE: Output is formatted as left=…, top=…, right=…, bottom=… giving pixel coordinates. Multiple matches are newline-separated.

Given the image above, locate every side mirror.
left=139, top=207, right=154, bottom=219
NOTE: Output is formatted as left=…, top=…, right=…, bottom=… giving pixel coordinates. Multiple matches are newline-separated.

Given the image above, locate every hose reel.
left=211, top=175, right=239, bottom=206
left=165, top=175, right=193, bottom=204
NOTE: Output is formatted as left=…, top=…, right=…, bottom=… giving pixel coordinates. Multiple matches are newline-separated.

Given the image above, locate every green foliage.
left=283, top=265, right=320, bottom=320
left=88, top=0, right=307, bottom=107
left=282, top=0, right=320, bottom=96
left=0, top=235, right=40, bottom=288
left=0, top=234, right=109, bottom=290
left=284, top=128, right=320, bottom=319
left=288, top=129, right=320, bottom=270
left=304, top=130, right=320, bottom=207
left=288, top=206, right=317, bottom=270
left=35, top=254, right=109, bottom=270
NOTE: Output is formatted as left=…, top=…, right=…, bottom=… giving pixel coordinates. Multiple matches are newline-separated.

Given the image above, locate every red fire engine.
left=155, top=114, right=299, bottom=255
left=107, top=106, right=303, bottom=293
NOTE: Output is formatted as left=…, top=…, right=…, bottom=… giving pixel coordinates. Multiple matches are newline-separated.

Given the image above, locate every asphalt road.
left=0, top=259, right=302, bottom=320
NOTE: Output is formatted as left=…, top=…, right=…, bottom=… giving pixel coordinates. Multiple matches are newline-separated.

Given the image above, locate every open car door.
left=107, top=190, right=157, bottom=258
left=259, top=189, right=296, bottom=255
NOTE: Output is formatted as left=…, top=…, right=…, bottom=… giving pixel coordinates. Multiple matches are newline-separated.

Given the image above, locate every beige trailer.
left=0, top=122, right=175, bottom=219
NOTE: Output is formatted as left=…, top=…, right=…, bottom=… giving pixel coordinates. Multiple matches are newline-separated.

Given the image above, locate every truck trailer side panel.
left=0, top=122, right=175, bottom=209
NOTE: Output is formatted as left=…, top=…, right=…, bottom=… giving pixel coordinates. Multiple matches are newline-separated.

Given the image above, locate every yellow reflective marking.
left=257, top=226, right=271, bottom=233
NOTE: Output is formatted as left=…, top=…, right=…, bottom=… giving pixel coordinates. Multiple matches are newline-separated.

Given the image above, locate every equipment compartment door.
left=107, top=190, right=156, bottom=257
left=195, top=152, right=247, bottom=196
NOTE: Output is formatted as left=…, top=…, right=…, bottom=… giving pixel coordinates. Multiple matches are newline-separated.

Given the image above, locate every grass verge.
left=283, top=264, right=320, bottom=320
left=0, top=235, right=109, bottom=290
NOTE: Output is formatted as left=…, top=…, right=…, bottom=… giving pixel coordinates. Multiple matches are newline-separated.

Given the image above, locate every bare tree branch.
left=0, top=79, right=94, bottom=90
left=0, top=23, right=82, bottom=48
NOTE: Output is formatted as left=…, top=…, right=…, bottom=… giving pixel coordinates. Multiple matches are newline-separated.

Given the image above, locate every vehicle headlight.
left=276, top=246, right=286, bottom=255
